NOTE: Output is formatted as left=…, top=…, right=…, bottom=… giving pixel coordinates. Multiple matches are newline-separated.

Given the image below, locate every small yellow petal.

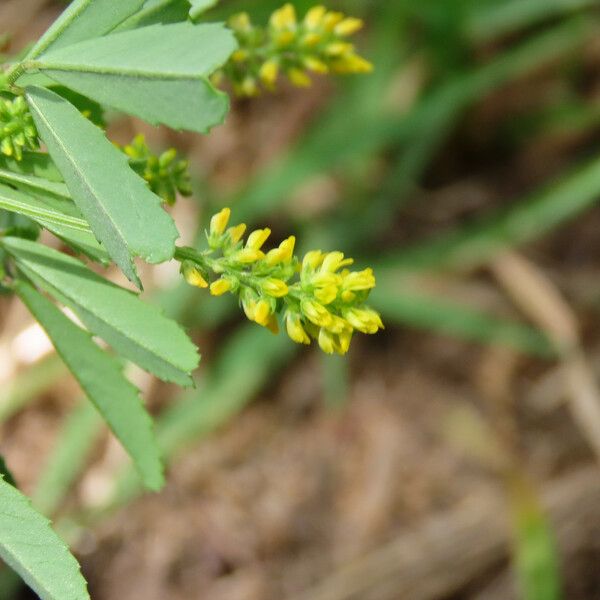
left=288, top=68, right=312, bottom=87
left=262, top=278, right=289, bottom=298
left=182, top=263, right=208, bottom=288
left=259, top=60, right=280, bottom=86
left=254, top=299, right=272, bottom=326
left=304, top=6, right=326, bottom=29
left=285, top=312, right=311, bottom=345
left=210, top=207, right=230, bottom=235
left=270, top=3, right=297, bottom=30
left=227, top=223, right=247, bottom=244
left=210, top=278, right=233, bottom=296
left=246, top=227, right=271, bottom=250
left=334, top=17, right=364, bottom=37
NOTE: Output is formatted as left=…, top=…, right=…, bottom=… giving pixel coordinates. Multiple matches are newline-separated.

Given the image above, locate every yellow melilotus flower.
left=210, top=278, right=233, bottom=296
left=180, top=207, right=382, bottom=355
left=223, top=4, right=372, bottom=97
left=210, top=207, right=231, bottom=236
left=246, top=228, right=271, bottom=250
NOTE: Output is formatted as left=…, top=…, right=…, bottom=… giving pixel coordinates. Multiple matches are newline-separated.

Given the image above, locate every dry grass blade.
left=490, top=251, right=600, bottom=461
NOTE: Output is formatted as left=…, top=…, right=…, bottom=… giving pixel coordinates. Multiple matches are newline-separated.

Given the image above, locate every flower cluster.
left=219, top=4, right=373, bottom=97
left=123, top=134, right=192, bottom=205
left=0, top=95, right=39, bottom=160
left=177, top=207, right=383, bottom=354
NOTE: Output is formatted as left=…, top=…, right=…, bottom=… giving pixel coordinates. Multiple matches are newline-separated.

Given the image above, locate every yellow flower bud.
left=337, top=328, right=353, bottom=354
left=321, top=251, right=353, bottom=273
left=318, top=328, right=336, bottom=354
left=254, top=299, right=272, bottom=326
left=287, top=68, right=312, bottom=87
left=342, top=268, right=375, bottom=291
left=229, top=12, right=252, bottom=33
left=270, top=3, right=297, bottom=30
left=344, top=307, right=384, bottom=334
left=302, top=250, right=324, bottom=271
left=242, top=296, right=257, bottom=321
left=231, top=49, right=249, bottom=63
left=325, top=41, right=354, bottom=57
left=331, top=54, right=373, bottom=74
left=240, top=76, right=259, bottom=97
left=285, top=312, right=311, bottom=345
left=260, top=60, right=280, bottom=86
left=265, top=236, right=296, bottom=266
left=262, top=278, right=289, bottom=298
left=303, top=56, right=329, bottom=74
left=301, top=32, right=322, bottom=47
left=301, top=299, right=332, bottom=328
left=234, top=248, right=265, bottom=263
left=275, top=30, right=296, bottom=47
left=265, top=314, right=280, bottom=335
left=314, top=285, right=338, bottom=305
left=246, top=227, right=271, bottom=250
left=210, top=278, right=233, bottom=296
left=182, top=262, right=208, bottom=288
left=323, top=11, right=344, bottom=31
left=334, top=17, right=364, bottom=37
left=227, top=223, right=247, bottom=244
left=304, top=6, right=326, bottom=29
left=210, top=207, right=230, bottom=235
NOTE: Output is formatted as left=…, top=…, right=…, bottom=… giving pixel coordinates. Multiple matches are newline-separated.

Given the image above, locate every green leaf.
left=0, top=168, right=70, bottom=200
left=31, top=23, right=236, bottom=133
left=0, top=153, right=63, bottom=183
left=27, top=0, right=146, bottom=59
left=189, top=0, right=220, bottom=20
left=117, top=0, right=192, bottom=30
left=14, top=280, right=164, bottom=490
left=0, top=475, right=89, bottom=600
left=4, top=238, right=199, bottom=387
left=25, top=86, right=179, bottom=285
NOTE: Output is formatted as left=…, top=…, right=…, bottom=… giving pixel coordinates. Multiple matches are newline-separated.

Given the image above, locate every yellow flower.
left=331, top=54, right=373, bottom=74
left=304, top=6, right=326, bottom=29
left=302, top=250, right=324, bottom=271
left=301, top=299, right=332, bottom=328
left=342, top=267, right=376, bottom=291
left=301, top=32, right=322, bottom=47
left=229, top=12, right=252, bottom=33
left=337, top=328, right=353, bottom=354
left=239, top=76, right=259, bottom=97
left=318, top=328, right=336, bottom=354
left=288, top=68, right=312, bottom=87
left=260, top=60, right=280, bottom=86
left=210, top=207, right=231, bottom=235
left=325, top=41, right=354, bottom=57
left=227, top=223, right=247, bottom=244
left=270, top=3, right=297, bottom=30
left=323, top=11, right=344, bottom=31
left=246, top=227, right=271, bottom=250
left=262, top=278, right=289, bottom=298
left=303, top=56, right=329, bottom=74
left=285, top=312, right=311, bottom=344
left=326, top=315, right=349, bottom=335
left=210, top=278, right=233, bottom=296
left=234, top=248, right=265, bottom=263
left=334, top=17, right=364, bottom=37
left=231, top=49, right=249, bottom=63
left=343, top=307, right=384, bottom=334
left=321, top=251, right=353, bottom=273
left=265, top=314, right=280, bottom=334
left=182, top=262, right=208, bottom=288
left=254, top=299, right=272, bottom=326
left=265, top=236, right=296, bottom=266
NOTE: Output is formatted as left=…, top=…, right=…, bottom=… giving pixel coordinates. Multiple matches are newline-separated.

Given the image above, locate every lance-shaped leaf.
left=27, top=0, right=147, bottom=59
left=14, top=280, right=164, bottom=491
left=0, top=475, right=90, bottom=600
left=31, top=23, right=236, bottom=133
left=4, top=238, right=199, bottom=387
left=26, top=86, right=178, bottom=286
left=0, top=184, right=108, bottom=263
left=189, top=0, right=220, bottom=20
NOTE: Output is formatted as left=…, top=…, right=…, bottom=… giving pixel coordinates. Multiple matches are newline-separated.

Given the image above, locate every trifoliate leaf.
left=14, top=280, right=164, bottom=491
left=32, top=23, right=236, bottom=133
left=25, top=86, right=179, bottom=286
left=27, top=0, right=147, bottom=58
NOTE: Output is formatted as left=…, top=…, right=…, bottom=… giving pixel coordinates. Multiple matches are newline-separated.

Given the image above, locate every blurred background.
left=2, top=0, right=600, bottom=598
